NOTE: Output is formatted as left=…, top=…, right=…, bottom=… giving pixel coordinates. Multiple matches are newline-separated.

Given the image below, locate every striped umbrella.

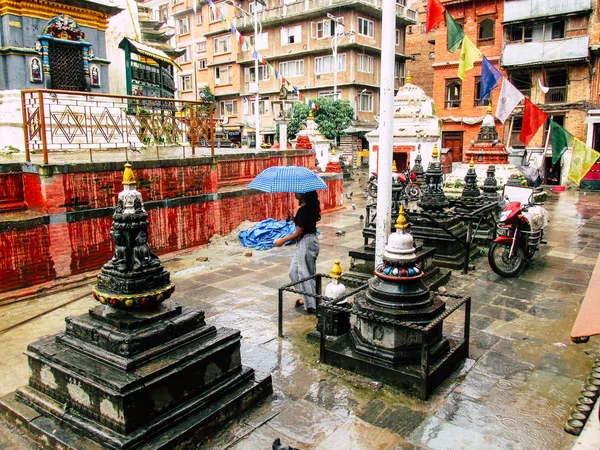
left=247, top=166, right=327, bottom=194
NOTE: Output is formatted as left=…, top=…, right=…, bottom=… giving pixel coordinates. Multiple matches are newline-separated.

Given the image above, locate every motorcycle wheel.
left=367, top=182, right=378, bottom=198
left=405, top=184, right=421, bottom=199
left=488, top=242, right=525, bottom=277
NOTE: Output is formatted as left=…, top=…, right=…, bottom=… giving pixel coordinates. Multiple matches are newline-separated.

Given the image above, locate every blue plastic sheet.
left=238, top=219, right=297, bottom=250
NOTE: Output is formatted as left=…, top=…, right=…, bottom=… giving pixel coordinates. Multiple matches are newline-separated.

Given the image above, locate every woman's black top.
left=295, top=205, right=318, bottom=236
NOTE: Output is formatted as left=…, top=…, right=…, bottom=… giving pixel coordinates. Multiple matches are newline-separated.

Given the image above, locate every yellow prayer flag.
left=457, top=36, right=482, bottom=80
left=568, top=138, right=600, bottom=185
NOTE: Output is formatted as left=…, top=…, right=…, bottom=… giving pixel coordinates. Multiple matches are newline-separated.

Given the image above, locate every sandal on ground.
left=294, top=299, right=304, bottom=308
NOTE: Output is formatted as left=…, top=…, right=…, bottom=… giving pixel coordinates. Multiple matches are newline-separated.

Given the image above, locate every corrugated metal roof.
left=501, top=37, right=589, bottom=67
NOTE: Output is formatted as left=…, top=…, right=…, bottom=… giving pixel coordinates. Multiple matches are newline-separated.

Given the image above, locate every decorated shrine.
left=292, top=110, right=334, bottom=170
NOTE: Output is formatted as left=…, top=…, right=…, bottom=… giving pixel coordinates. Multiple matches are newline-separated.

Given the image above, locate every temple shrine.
left=291, top=110, right=334, bottom=171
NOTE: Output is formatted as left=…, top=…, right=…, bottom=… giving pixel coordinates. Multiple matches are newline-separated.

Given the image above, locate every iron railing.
left=21, top=89, right=214, bottom=164
left=546, top=86, right=567, bottom=104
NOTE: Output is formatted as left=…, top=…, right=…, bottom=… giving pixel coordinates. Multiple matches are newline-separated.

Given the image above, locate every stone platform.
left=0, top=301, right=272, bottom=449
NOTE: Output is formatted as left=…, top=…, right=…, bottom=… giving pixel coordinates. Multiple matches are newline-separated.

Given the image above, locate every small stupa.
left=292, top=109, right=334, bottom=170
left=459, top=158, right=485, bottom=209
left=324, top=206, right=468, bottom=398
left=482, top=165, right=501, bottom=203
left=2, top=164, right=272, bottom=449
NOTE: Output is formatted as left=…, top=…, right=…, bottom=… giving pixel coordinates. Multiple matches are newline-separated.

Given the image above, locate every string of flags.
left=426, top=0, right=599, bottom=184
left=206, top=0, right=324, bottom=110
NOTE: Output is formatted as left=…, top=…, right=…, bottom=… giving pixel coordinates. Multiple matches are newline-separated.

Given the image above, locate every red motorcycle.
left=488, top=199, right=548, bottom=277
left=367, top=169, right=421, bottom=200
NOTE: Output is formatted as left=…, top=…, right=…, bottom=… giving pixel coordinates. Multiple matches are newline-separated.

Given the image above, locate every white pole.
left=375, top=0, right=395, bottom=268
left=254, top=7, right=261, bottom=151
left=333, top=31, right=338, bottom=100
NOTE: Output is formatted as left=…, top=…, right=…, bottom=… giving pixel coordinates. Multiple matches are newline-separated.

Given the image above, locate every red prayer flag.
left=262, top=57, right=267, bottom=66
left=426, top=0, right=445, bottom=33
left=519, top=98, right=548, bottom=146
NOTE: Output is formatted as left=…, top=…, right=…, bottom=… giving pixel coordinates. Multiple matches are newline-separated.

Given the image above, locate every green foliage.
left=287, top=98, right=354, bottom=143
left=198, top=86, right=217, bottom=113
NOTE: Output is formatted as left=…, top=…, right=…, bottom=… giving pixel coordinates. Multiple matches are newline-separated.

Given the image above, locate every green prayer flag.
left=550, top=120, right=572, bottom=166
left=447, top=11, right=464, bottom=53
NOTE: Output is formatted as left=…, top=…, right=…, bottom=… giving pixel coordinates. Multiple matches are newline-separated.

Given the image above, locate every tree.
left=286, top=98, right=354, bottom=144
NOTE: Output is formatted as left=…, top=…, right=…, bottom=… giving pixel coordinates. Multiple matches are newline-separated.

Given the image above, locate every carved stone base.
left=0, top=301, right=272, bottom=449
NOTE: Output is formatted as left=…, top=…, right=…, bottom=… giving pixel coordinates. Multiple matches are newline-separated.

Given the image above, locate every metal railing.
left=546, top=86, right=567, bottom=104
left=21, top=89, right=214, bottom=164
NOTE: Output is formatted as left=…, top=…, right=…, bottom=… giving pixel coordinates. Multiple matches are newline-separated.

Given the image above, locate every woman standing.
left=274, top=191, right=321, bottom=314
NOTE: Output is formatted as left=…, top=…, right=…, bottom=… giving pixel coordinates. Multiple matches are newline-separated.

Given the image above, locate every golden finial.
left=392, top=160, right=398, bottom=172
left=330, top=259, right=343, bottom=279
left=432, top=143, right=439, bottom=159
left=406, top=72, right=413, bottom=84
left=123, top=162, right=136, bottom=185
left=331, top=147, right=336, bottom=155
left=469, top=156, right=474, bottom=168
left=487, top=105, right=492, bottom=114
left=308, top=109, right=314, bottom=120
left=395, top=205, right=409, bottom=230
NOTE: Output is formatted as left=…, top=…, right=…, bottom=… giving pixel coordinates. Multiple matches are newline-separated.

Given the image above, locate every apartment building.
left=431, top=0, right=506, bottom=163
left=405, top=0, right=435, bottom=98
left=151, top=0, right=416, bottom=146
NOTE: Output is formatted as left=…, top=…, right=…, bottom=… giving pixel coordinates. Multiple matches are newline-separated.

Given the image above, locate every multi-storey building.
left=431, top=0, right=506, bottom=164
left=405, top=0, right=435, bottom=98
left=152, top=0, right=417, bottom=146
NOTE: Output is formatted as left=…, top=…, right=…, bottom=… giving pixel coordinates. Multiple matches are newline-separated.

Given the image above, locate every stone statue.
left=133, top=231, right=158, bottom=271
left=110, top=230, right=127, bottom=271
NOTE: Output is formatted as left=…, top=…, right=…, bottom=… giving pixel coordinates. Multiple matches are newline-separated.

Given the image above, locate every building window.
left=213, top=35, right=231, bottom=54
left=313, top=18, right=343, bottom=39
left=245, top=65, right=269, bottom=82
left=510, top=71, right=531, bottom=97
left=510, top=116, right=524, bottom=147
left=198, top=59, right=207, bottom=69
left=315, top=54, right=346, bottom=75
left=509, top=24, right=533, bottom=43
left=358, top=91, right=373, bottom=112
left=158, top=4, right=169, bottom=22
left=421, top=22, right=426, bottom=33
left=197, top=41, right=206, bottom=53
left=474, top=77, right=491, bottom=107
left=173, top=0, right=183, bottom=4
left=177, top=16, right=190, bottom=34
left=546, top=69, right=568, bottom=103
left=250, top=32, right=269, bottom=50
left=318, top=90, right=340, bottom=99
left=407, top=26, right=413, bottom=34
left=220, top=100, right=238, bottom=116
left=214, top=65, right=232, bottom=84
left=478, top=18, right=494, bottom=41
left=358, top=54, right=373, bottom=73
left=281, top=26, right=301, bottom=45
left=279, top=59, right=304, bottom=78
left=358, top=17, right=374, bottom=38
left=250, top=99, right=270, bottom=116
left=395, top=29, right=400, bottom=45
left=180, top=74, right=192, bottom=91
left=549, top=20, right=565, bottom=40
left=445, top=79, right=461, bottom=108
left=429, top=51, right=435, bottom=59
left=394, top=61, right=405, bottom=80
left=180, top=46, right=191, bottom=63
left=197, top=13, right=203, bottom=25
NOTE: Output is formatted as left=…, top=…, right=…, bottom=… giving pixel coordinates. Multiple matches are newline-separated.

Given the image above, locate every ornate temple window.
left=39, top=15, right=93, bottom=92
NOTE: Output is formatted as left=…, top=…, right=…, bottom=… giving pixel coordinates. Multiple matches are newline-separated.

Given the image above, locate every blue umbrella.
left=247, top=166, right=327, bottom=193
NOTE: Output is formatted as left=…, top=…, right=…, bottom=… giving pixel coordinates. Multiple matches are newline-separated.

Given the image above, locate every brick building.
left=144, top=0, right=417, bottom=146
left=405, top=0, right=435, bottom=98
left=431, top=0, right=506, bottom=164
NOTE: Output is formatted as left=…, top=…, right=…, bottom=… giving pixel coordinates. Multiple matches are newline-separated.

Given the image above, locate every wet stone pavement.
left=1, top=179, right=600, bottom=449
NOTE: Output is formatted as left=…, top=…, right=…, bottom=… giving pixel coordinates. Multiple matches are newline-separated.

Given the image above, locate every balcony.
left=232, top=0, right=417, bottom=29
left=504, top=0, right=592, bottom=23
left=546, top=86, right=567, bottom=103
left=21, top=90, right=214, bottom=164
left=501, top=36, right=589, bottom=67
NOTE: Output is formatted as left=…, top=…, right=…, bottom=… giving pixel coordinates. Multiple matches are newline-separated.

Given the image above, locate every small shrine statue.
left=325, top=260, right=346, bottom=300
left=133, top=231, right=158, bottom=271
left=110, top=230, right=128, bottom=272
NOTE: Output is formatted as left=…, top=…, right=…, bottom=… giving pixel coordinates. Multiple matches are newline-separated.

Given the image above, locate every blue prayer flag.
left=480, top=56, right=502, bottom=102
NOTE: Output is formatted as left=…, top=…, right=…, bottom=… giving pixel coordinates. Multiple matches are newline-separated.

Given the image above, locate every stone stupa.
left=1, top=163, right=272, bottom=449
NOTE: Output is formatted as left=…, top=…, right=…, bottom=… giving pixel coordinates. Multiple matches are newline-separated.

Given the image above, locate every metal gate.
left=49, top=41, right=86, bottom=91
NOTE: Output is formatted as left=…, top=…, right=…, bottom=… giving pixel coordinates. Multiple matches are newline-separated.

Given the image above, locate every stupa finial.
left=469, top=156, right=474, bottom=167
left=406, top=72, right=413, bottom=84
left=432, top=143, right=439, bottom=159
left=395, top=205, right=409, bottom=230
left=123, top=163, right=136, bottom=185
left=487, top=104, right=493, bottom=114
left=330, top=260, right=343, bottom=279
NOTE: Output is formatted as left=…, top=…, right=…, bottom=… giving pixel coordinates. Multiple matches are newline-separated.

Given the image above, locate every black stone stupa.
left=1, top=164, right=272, bottom=449
left=482, top=164, right=501, bottom=204
left=408, top=145, right=476, bottom=270
left=413, top=146, right=426, bottom=188
left=458, top=157, right=485, bottom=211
left=323, top=206, right=468, bottom=398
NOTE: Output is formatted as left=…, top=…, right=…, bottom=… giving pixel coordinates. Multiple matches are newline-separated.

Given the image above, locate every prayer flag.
left=550, top=120, right=573, bottom=165
left=446, top=12, right=464, bottom=53
left=252, top=49, right=258, bottom=59
left=457, top=36, right=481, bottom=80
left=480, top=56, right=501, bottom=101
left=519, top=98, right=548, bottom=146
left=262, top=57, right=267, bottom=66
left=274, top=69, right=279, bottom=79
left=298, top=91, right=303, bottom=101
left=426, top=0, right=445, bottom=33
left=569, top=138, right=600, bottom=185
left=495, top=77, right=524, bottom=124
left=230, top=24, right=235, bottom=35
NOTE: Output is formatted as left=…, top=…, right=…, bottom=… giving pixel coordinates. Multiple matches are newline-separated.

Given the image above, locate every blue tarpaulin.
left=238, top=219, right=296, bottom=250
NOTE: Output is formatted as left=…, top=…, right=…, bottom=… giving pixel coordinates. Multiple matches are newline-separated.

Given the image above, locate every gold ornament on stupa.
left=395, top=205, right=409, bottom=230
left=330, top=260, right=343, bottom=279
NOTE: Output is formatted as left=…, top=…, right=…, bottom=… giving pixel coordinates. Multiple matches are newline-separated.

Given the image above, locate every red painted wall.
left=0, top=173, right=24, bottom=206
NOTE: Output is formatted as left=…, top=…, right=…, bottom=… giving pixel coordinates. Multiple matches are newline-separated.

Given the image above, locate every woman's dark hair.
left=303, top=191, right=321, bottom=222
